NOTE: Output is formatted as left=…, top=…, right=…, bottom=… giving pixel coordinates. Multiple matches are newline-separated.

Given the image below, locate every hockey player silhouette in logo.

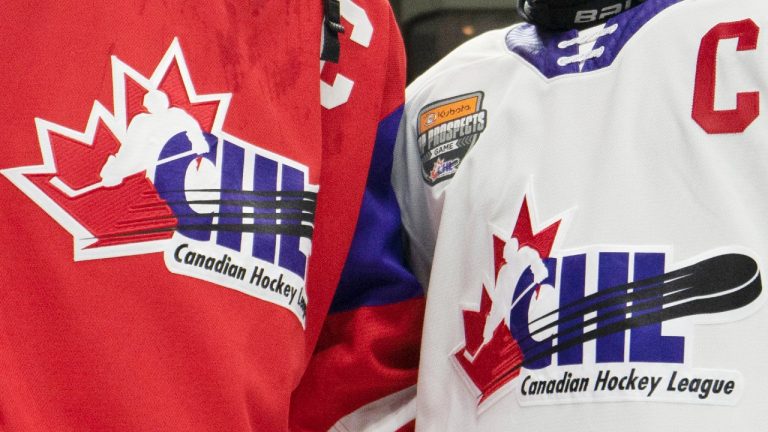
left=100, top=89, right=209, bottom=186
left=481, top=237, right=550, bottom=351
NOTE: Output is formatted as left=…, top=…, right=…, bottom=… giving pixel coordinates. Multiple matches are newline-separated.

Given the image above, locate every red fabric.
left=397, top=420, right=417, bottom=432
left=289, top=4, right=424, bottom=431
left=291, top=298, right=425, bottom=431
left=0, top=1, right=406, bottom=431
left=300, top=0, right=408, bottom=369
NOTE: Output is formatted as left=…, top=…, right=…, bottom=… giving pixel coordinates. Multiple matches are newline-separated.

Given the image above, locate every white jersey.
left=393, top=0, right=768, bottom=430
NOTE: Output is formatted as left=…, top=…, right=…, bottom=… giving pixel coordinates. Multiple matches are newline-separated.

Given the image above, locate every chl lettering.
left=514, top=252, right=684, bottom=370
left=154, top=133, right=308, bottom=278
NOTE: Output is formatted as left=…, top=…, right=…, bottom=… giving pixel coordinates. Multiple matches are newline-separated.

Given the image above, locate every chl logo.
left=2, top=39, right=315, bottom=326
left=454, top=194, right=762, bottom=408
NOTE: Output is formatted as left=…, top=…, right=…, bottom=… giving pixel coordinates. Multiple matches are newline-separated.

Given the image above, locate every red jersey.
left=0, top=1, right=422, bottom=430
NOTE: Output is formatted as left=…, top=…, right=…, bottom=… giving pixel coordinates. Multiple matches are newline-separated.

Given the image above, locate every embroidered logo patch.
left=2, top=39, right=314, bottom=326
left=453, top=191, right=763, bottom=411
left=417, top=92, right=487, bottom=185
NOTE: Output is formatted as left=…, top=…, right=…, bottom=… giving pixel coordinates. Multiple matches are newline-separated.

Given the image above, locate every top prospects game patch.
left=417, top=91, right=487, bottom=185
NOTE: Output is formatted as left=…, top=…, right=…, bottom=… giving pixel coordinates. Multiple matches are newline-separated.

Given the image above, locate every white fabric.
left=330, top=386, right=416, bottom=432
left=393, top=0, right=768, bottom=430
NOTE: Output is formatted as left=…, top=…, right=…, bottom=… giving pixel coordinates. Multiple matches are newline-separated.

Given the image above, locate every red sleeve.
left=290, top=2, right=425, bottom=430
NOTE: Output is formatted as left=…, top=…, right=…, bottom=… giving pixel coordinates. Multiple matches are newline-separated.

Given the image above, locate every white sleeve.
left=392, top=89, right=446, bottom=292
left=392, top=28, right=505, bottom=291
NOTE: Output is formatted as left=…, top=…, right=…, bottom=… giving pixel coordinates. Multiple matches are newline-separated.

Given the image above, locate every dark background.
left=390, top=0, right=522, bottom=82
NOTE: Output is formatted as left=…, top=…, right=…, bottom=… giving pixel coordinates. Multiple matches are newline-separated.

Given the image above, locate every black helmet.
left=517, top=0, right=646, bottom=31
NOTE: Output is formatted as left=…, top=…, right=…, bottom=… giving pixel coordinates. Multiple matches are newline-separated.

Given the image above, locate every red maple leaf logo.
left=454, top=286, right=526, bottom=405
left=455, top=195, right=561, bottom=406
left=3, top=39, right=230, bottom=258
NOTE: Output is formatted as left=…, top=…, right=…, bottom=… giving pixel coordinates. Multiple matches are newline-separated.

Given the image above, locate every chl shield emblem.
left=2, top=39, right=315, bottom=326
left=454, top=191, right=762, bottom=411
